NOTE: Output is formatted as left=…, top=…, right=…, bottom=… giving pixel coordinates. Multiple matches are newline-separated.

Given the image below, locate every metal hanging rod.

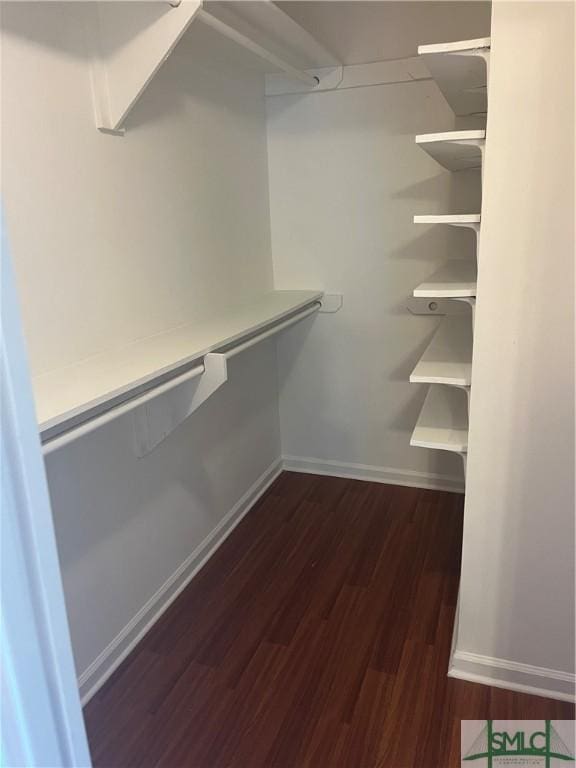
left=42, top=362, right=206, bottom=456
left=195, top=9, right=319, bottom=88
left=42, top=301, right=321, bottom=455
left=221, top=301, right=320, bottom=360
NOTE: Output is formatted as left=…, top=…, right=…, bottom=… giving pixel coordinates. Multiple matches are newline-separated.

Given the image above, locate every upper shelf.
left=91, top=0, right=338, bottom=132
left=35, top=290, right=323, bottom=437
left=418, top=37, right=490, bottom=117
left=416, top=130, right=485, bottom=171
left=414, top=260, right=477, bottom=298
left=410, top=384, right=468, bottom=453
left=410, top=316, right=472, bottom=386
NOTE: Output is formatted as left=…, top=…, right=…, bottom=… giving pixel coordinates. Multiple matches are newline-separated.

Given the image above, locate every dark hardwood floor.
left=84, top=472, right=574, bottom=767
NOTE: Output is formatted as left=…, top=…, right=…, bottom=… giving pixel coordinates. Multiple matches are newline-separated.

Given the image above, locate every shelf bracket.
left=406, top=297, right=470, bottom=316
left=448, top=221, right=480, bottom=253
left=453, top=297, right=476, bottom=329
left=88, top=0, right=203, bottom=133
left=319, top=293, right=343, bottom=313
left=132, top=352, right=227, bottom=457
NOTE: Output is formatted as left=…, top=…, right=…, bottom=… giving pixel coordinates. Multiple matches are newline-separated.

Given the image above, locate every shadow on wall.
left=393, top=167, right=481, bottom=209
left=45, top=340, right=279, bottom=569
left=1, top=2, right=263, bottom=133
left=44, top=340, right=281, bottom=672
left=1, top=2, right=169, bottom=60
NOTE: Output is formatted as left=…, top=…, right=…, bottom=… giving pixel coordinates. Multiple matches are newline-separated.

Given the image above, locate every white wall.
left=2, top=3, right=274, bottom=377
left=267, top=37, right=482, bottom=489
left=1, top=2, right=281, bottom=696
left=455, top=0, right=575, bottom=691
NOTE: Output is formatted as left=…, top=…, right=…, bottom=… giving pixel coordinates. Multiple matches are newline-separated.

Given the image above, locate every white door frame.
left=1, top=218, right=91, bottom=767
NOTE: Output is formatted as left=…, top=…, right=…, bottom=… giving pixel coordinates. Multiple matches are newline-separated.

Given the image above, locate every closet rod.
left=195, top=9, right=319, bottom=88
left=41, top=363, right=205, bottom=456
left=41, top=301, right=321, bottom=455
left=221, top=301, right=320, bottom=360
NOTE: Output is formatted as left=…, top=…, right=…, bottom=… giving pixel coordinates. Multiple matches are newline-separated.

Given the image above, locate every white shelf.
left=418, top=38, right=491, bottom=56
left=415, top=130, right=485, bottom=171
left=414, top=260, right=477, bottom=298
left=414, top=214, right=480, bottom=226
left=35, top=290, right=323, bottom=437
left=410, top=316, right=472, bottom=386
left=410, top=385, right=468, bottom=453
left=418, top=37, right=490, bottom=117
left=92, top=0, right=339, bottom=132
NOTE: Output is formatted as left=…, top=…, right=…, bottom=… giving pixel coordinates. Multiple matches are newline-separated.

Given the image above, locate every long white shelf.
left=418, top=37, right=491, bottom=117
left=410, top=316, right=472, bottom=386
left=414, top=260, right=477, bottom=298
left=35, top=290, right=323, bottom=437
left=410, top=385, right=468, bottom=453
left=415, top=130, right=485, bottom=171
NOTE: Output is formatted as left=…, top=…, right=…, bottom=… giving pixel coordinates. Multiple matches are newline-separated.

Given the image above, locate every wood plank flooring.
left=84, top=472, right=574, bottom=767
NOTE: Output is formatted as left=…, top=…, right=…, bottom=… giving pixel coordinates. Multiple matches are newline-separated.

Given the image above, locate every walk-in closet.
left=2, top=1, right=574, bottom=766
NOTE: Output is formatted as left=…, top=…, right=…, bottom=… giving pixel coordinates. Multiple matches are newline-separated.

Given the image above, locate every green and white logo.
left=461, top=720, right=575, bottom=768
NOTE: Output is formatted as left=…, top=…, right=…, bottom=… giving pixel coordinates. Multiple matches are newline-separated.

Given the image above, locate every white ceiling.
left=278, top=1, right=491, bottom=65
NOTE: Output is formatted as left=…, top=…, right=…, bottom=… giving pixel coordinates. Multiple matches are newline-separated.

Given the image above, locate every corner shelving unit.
left=409, top=36, right=490, bottom=473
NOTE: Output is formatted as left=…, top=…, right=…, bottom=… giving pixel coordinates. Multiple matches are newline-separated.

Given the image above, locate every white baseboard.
left=450, top=588, right=461, bottom=662
left=78, top=458, right=283, bottom=705
left=449, top=585, right=574, bottom=705
left=282, top=455, right=464, bottom=494
left=449, top=649, right=576, bottom=703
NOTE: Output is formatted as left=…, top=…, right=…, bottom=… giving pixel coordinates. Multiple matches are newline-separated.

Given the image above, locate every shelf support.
left=453, top=297, right=476, bottom=330
left=418, top=39, right=490, bottom=118
left=319, top=293, right=343, bottom=313
left=406, top=297, right=471, bottom=316
left=442, top=221, right=481, bottom=259
left=415, top=217, right=481, bottom=260
left=132, top=302, right=323, bottom=455
left=88, top=0, right=203, bottom=134
left=132, top=352, right=227, bottom=457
